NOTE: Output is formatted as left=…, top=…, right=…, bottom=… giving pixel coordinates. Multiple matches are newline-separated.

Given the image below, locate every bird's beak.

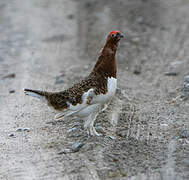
left=116, top=32, right=124, bottom=40
left=120, top=34, right=124, bottom=38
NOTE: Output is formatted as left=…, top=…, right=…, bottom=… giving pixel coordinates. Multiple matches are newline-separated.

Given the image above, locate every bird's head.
left=107, top=30, right=124, bottom=45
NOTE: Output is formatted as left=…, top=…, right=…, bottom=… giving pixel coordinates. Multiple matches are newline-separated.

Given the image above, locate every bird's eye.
left=111, top=33, right=116, bottom=37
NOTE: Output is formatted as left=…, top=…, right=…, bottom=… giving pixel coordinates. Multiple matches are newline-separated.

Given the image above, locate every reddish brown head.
left=93, top=31, right=123, bottom=78
left=106, top=30, right=124, bottom=46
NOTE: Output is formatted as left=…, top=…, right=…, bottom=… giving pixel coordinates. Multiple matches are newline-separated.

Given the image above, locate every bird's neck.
left=93, top=42, right=117, bottom=78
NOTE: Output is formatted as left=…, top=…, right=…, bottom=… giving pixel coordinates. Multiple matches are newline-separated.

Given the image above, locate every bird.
left=24, top=30, right=124, bottom=136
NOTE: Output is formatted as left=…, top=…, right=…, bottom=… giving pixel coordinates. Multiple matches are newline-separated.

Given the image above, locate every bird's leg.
left=84, top=113, right=100, bottom=136
left=101, top=104, right=108, bottom=112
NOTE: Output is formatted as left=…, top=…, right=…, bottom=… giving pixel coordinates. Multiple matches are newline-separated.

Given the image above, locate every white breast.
left=92, top=77, right=117, bottom=104
left=107, top=77, right=117, bottom=97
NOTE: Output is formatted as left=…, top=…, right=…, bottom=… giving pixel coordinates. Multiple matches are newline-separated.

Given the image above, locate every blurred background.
left=1, top=0, right=189, bottom=179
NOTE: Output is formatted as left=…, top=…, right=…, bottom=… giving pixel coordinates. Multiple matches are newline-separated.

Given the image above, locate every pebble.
left=180, top=129, right=189, bottom=138
left=71, top=142, right=85, bottom=152
left=58, top=142, right=85, bottom=154
left=133, top=64, right=142, bottom=75
left=108, top=135, right=116, bottom=140
left=164, top=71, right=178, bottom=76
left=116, top=88, right=122, bottom=95
left=9, top=90, right=15, bottom=93
left=16, top=128, right=30, bottom=132
left=16, top=128, right=23, bottom=132
left=165, top=61, right=182, bottom=76
left=23, top=128, right=30, bottom=132
left=67, top=127, right=77, bottom=133
left=2, top=73, right=15, bottom=79
left=9, top=133, right=15, bottom=137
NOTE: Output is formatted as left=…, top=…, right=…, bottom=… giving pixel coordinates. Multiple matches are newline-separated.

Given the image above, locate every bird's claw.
left=87, top=126, right=102, bottom=137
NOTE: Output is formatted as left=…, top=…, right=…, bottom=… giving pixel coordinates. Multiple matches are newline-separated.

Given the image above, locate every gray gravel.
left=1, top=0, right=189, bottom=180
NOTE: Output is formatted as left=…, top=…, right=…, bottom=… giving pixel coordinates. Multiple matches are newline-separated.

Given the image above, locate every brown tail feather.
left=24, top=89, right=45, bottom=96
left=24, top=89, right=47, bottom=102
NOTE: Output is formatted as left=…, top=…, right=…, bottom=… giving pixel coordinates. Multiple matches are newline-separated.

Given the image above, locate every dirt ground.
left=1, top=0, right=189, bottom=179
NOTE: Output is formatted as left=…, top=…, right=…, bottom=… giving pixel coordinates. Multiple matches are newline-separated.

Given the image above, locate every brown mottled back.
left=45, top=71, right=108, bottom=110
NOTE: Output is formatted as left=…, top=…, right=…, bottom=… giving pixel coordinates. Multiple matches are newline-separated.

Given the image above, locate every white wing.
left=54, top=88, right=95, bottom=120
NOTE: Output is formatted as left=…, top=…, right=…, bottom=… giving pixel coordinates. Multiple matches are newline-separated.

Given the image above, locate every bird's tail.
left=24, top=89, right=46, bottom=102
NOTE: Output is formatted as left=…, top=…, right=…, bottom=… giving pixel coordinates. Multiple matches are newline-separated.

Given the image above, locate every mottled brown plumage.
left=24, top=31, right=123, bottom=112
left=46, top=71, right=108, bottom=110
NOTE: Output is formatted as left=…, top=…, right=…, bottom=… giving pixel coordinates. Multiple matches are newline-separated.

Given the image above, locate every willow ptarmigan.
left=24, top=31, right=124, bottom=136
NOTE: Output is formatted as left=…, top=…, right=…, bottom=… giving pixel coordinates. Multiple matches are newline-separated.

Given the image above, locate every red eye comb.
left=109, top=30, right=120, bottom=35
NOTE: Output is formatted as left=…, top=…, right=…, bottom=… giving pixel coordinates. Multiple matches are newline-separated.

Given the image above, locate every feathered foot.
left=84, top=113, right=101, bottom=136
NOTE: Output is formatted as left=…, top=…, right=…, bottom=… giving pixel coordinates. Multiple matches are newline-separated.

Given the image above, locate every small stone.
left=71, top=142, right=85, bottom=152
left=9, top=90, right=15, bottom=93
left=108, top=135, right=116, bottom=140
left=184, top=75, right=189, bottom=84
left=16, top=128, right=23, bottom=132
left=133, top=65, right=141, bottom=75
left=180, top=129, right=189, bottom=138
left=67, top=127, right=77, bottom=133
left=9, top=133, right=15, bottom=137
left=165, top=61, right=182, bottom=76
left=164, top=71, right=178, bottom=76
left=116, top=88, right=122, bottom=95
left=23, top=128, right=30, bottom=132
left=3, top=73, right=16, bottom=79
left=16, top=128, right=30, bottom=132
